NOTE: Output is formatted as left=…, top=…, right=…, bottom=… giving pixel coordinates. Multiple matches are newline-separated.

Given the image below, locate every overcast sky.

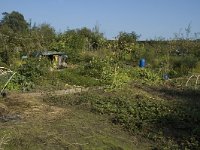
left=1, top=0, right=200, bottom=40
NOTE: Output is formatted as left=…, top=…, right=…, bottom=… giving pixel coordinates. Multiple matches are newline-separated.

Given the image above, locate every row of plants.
left=4, top=54, right=164, bottom=92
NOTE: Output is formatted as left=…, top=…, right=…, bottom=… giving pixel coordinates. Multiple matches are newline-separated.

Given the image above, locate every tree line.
left=0, top=11, right=200, bottom=78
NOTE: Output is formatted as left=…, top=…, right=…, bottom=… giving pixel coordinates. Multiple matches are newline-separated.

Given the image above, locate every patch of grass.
left=21, top=68, right=103, bottom=92
left=57, top=68, right=102, bottom=87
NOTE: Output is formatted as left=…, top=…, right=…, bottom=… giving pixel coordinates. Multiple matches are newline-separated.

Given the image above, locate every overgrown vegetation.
left=1, top=11, right=200, bottom=149
left=43, top=86, right=200, bottom=149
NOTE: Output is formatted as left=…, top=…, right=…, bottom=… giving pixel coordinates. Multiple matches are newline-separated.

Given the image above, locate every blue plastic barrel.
left=139, top=58, right=146, bottom=68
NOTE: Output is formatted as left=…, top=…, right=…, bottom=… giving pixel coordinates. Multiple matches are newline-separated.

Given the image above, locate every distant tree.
left=77, top=27, right=93, bottom=39
left=117, top=31, right=139, bottom=50
left=63, top=29, right=86, bottom=50
left=91, top=25, right=105, bottom=50
left=0, top=11, right=29, bottom=32
left=116, top=31, right=140, bottom=60
left=0, top=21, right=21, bottom=65
left=32, top=23, right=56, bottom=49
left=77, top=26, right=105, bottom=50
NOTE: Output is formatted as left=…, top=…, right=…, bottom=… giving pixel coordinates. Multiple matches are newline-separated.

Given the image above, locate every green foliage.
left=18, top=58, right=51, bottom=81
left=1, top=58, right=51, bottom=91
left=56, top=68, right=101, bottom=87
left=130, top=67, right=162, bottom=85
left=0, top=11, right=29, bottom=32
left=117, top=31, right=139, bottom=51
left=1, top=11, right=200, bottom=149
left=6, top=73, right=34, bottom=91
left=63, top=29, right=88, bottom=51
left=102, top=65, right=131, bottom=89
left=43, top=87, right=200, bottom=149
left=53, top=27, right=106, bottom=63
left=0, top=11, right=200, bottom=82
left=114, top=31, right=141, bottom=61
left=81, top=57, right=131, bottom=89
left=81, top=57, right=109, bottom=78
left=90, top=25, right=106, bottom=50
left=0, top=71, right=33, bottom=92
left=77, top=26, right=105, bottom=50
left=0, top=72, right=12, bottom=90
left=170, top=55, right=198, bottom=77
left=33, top=23, right=56, bottom=49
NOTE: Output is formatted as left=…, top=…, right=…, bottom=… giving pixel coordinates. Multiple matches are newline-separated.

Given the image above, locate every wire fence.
left=185, top=74, right=200, bottom=89
left=172, top=74, right=200, bottom=89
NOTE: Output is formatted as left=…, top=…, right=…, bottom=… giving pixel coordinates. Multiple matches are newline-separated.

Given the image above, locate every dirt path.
left=3, top=92, right=64, bottom=122
left=2, top=86, right=95, bottom=122
left=5, top=87, right=89, bottom=117
left=20, top=86, right=89, bottom=97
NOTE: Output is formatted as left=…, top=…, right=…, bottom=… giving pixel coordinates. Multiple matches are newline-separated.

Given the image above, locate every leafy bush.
left=130, top=67, right=162, bottom=85
left=80, top=57, right=131, bottom=89
left=18, top=58, right=51, bottom=81
left=171, top=55, right=198, bottom=77
left=81, top=57, right=109, bottom=78
left=102, top=65, right=131, bottom=89
left=57, top=68, right=101, bottom=87
left=7, top=73, right=34, bottom=91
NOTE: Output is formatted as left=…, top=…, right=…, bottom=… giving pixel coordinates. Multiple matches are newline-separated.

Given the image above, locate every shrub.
left=171, top=55, right=198, bottom=77
left=80, top=57, right=131, bottom=89
left=18, top=58, right=51, bottom=81
left=57, top=68, right=101, bottom=87
left=7, top=73, right=34, bottom=91
left=130, top=67, right=162, bottom=85
left=81, top=57, right=112, bottom=79
left=102, top=65, right=131, bottom=89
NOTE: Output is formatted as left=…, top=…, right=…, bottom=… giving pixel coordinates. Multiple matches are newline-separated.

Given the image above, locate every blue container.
left=139, top=58, right=145, bottom=68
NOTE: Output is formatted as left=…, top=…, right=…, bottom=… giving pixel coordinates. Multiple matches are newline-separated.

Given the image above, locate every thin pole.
left=1, top=72, right=16, bottom=94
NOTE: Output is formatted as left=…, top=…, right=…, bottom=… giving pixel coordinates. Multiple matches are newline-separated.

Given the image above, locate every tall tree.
left=32, top=23, right=56, bottom=49
left=0, top=11, right=29, bottom=32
